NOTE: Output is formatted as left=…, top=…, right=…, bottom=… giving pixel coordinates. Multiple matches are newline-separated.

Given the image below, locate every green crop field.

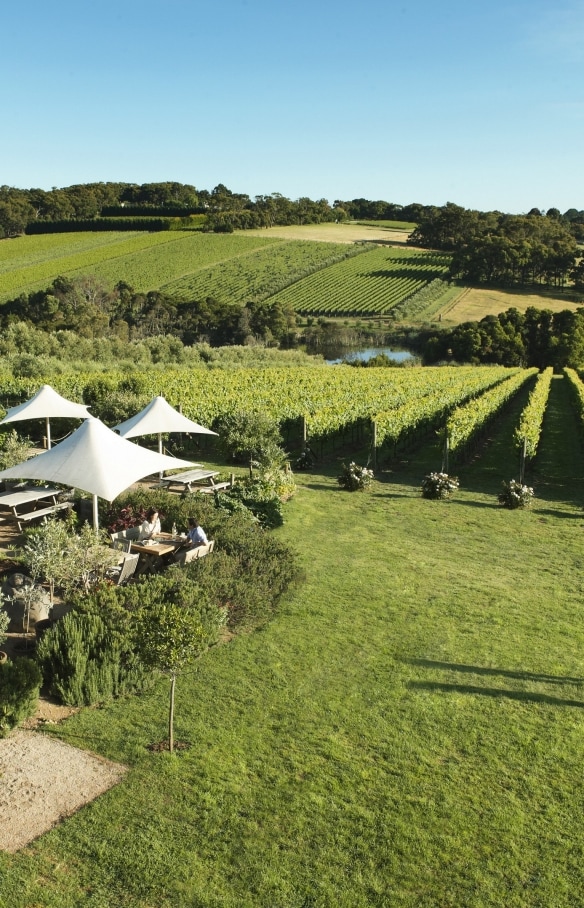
left=162, top=240, right=368, bottom=304
left=267, top=246, right=451, bottom=316
left=0, top=232, right=280, bottom=303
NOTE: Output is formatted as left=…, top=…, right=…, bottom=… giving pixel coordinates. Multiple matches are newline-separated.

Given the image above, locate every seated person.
left=139, top=507, right=161, bottom=541
left=185, top=517, right=208, bottom=548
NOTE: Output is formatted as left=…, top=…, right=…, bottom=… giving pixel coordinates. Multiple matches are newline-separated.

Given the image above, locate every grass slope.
left=436, top=286, right=583, bottom=326
left=0, top=232, right=279, bottom=303
left=2, top=377, right=584, bottom=906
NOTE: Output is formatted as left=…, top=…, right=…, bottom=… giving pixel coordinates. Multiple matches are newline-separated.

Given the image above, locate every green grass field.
left=0, top=232, right=280, bottom=303
left=2, top=375, right=584, bottom=906
left=355, top=219, right=417, bottom=231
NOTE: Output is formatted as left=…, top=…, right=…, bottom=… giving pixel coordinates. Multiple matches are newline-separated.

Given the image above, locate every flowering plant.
left=421, top=472, right=459, bottom=500
left=498, top=479, right=534, bottom=509
left=337, top=462, right=374, bottom=491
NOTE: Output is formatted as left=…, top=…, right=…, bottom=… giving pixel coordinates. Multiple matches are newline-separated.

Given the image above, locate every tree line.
left=419, top=307, right=584, bottom=370
left=0, top=275, right=299, bottom=348
left=407, top=202, right=584, bottom=289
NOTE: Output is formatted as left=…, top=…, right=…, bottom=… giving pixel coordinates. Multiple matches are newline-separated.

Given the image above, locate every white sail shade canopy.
left=114, top=396, right=217, bottom=441
left=0, top=417, right=195, bottom=528
left=114, top=396, right=217, bottom=479
left=0, top=384, right=91, bottom=448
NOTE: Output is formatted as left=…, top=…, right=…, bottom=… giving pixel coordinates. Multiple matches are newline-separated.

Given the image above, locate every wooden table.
left=160, top=468, right=220, bottom=493
left=0, top=487, right=70, bottom=532
left=130, top=533, right=185, bottom=575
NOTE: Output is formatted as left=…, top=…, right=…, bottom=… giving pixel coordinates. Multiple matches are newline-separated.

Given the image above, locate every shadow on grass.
left=408, top=680, right=584, bottom=709
left=533, top=507, right=583, bottom=520
left=405, top=658, right=584, bottom=685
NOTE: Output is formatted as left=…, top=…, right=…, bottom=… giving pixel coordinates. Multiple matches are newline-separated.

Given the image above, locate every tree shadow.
left=404, top=657, right=584, bottom=685
left=407, top=680, right=584, bottom=709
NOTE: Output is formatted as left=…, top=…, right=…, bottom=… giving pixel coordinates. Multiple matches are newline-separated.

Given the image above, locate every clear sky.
left=2, top=0, right=582, bottom=214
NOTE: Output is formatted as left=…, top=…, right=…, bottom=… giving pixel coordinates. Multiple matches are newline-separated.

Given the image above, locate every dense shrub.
left=219, top=477, right=284, bottom=527
left=36, top=603, right=150, bottom=707
left=337, top=462, right=374, bottom=491
left=186, top=523, right=301, bottom=628
left=0, top=596, right=9, bottom=647
left=104, top=489, right=302, bottom=630
left=498, top=479, right=534, bottom=509
left=0, top=658, right=42, bottom=736
left=421, top=472, right=459, bottom=500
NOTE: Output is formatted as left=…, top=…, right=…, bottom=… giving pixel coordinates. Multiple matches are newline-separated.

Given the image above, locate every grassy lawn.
left=2, top=377, right=584, bottom=906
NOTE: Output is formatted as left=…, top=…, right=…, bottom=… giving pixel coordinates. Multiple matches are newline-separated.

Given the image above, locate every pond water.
left=324, top=346, right=415, bottom=365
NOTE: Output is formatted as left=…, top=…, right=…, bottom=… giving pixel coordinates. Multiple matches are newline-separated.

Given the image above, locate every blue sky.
left=2, top=0, right=582, bottom=214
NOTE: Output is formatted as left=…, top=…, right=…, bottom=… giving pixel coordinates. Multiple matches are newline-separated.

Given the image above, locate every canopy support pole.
left=46, top=416, right=51, bottom=450
left=92, top=494, right=99, bottom=532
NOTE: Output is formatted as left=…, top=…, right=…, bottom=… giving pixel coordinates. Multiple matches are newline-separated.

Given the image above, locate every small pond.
left=324, top=346, right=415, bottom=365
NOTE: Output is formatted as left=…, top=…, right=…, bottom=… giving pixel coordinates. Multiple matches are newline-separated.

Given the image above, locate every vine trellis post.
left=519, top=437, right=527, bottom=485
left=442, top=434, right=450, bottom=474
left=371, top=419, right=377, bottom=470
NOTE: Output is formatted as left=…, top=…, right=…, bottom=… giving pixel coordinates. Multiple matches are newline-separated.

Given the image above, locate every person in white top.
left=139, top=508, right=161, bottom=541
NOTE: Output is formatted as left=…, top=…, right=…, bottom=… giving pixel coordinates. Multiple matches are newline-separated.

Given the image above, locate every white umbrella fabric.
left=0, top=384, right=91, bottom=448
left=0, top=417, right=195, bottom=529
left=114, top=395, right=217, bottom=479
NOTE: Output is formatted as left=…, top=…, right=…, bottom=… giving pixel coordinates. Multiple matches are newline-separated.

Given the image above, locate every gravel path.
left=0, top=730, right=126, bottom=853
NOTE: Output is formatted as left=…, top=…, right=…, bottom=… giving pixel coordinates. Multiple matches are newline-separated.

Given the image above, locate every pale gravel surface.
left=0, top=730, right=126, bottom=853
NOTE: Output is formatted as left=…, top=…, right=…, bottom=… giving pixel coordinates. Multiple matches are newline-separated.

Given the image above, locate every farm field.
left=244, top=222, right=412, bottom=245
left=355, top=218, right=417, bottom=231
left=435, top=285, right=583, bottom=325
left=268, top=246, right=451, bottom=316
left=161, top=239, right=363, bottom=304
left=7, top=364, right=522, bottom=444
left=0, top=232, right=280, bottom=303
left=0, top=224, right=579, bottom=322
left=2, top=375, right=584, bottom=905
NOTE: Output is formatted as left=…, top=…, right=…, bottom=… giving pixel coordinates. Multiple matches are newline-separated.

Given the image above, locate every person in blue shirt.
left=186, top=517, right=208, bottom=548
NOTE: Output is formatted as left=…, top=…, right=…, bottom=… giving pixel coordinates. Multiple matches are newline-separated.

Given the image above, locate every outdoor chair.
left=110, top=527, right=140, bottom=544
left=106, top=552, right=140, bottom=585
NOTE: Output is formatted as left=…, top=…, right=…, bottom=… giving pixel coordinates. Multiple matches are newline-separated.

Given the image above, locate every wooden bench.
left=193, top=481, right=232, bottom=495
left=175, top=540, right=215, bottom=566
left=14, top=502, right=71, bottom=532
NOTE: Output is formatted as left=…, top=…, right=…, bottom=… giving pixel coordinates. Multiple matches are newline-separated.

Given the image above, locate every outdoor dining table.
left=0, top=486, right=70, bottom=531
left=130, top=532, right=186, bottom=575
left=159, top=468, right=220, bottom=493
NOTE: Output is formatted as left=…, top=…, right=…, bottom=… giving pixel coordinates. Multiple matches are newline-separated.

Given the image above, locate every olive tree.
left=133, top=599, right=225, bottom=753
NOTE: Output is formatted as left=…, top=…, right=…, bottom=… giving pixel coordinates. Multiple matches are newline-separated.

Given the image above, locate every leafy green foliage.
left=514, top=366, right=553, bottom=459
left=446, top=369, right=538, bottom=453
left=0, top=657, right=42, bottom=736
left=0, top=428, right=32, bottom=469
left=215, top=410, right=284, bottom=465
left=0, top=594, right=9, bottom=647
left=36, top=607, right=150, bottom=706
